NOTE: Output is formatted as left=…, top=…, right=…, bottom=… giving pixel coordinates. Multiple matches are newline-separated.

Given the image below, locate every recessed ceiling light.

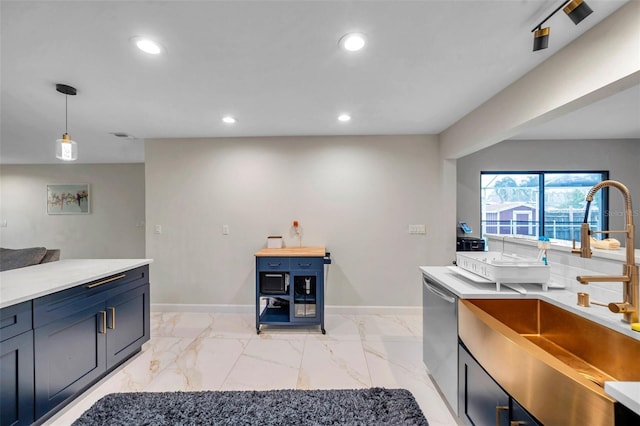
left=131, top=36, right=164, bottom=55
left=338, top=114, right=351, bottom=122
left=339, top=33, right=366, bottom=52
left=222, top=116, right=237, bottom=124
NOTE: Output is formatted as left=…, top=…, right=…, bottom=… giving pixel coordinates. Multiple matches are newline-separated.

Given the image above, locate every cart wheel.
left=256, top=328, right=260, bottom=335
left=322, top=328, right=326, bottom=335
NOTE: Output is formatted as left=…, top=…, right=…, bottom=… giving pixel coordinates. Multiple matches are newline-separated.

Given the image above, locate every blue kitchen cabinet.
left=459, top=342, right=510, bottom=426
left=459, top=343, right=541, bottom=426
left=511, top=399, right=542, bottom=425
left=105, top=283, right=150, bottom=368
left=34, top=301, right=107, bottom=419
left=0, top=301, right=34, bottom=426
left=33, top=265, right=150, bottom=422
left=255, top=248, right=328, bottom=334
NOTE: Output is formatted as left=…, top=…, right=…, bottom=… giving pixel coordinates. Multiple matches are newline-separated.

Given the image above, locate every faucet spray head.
left=579, top=222, right=592, bottom=258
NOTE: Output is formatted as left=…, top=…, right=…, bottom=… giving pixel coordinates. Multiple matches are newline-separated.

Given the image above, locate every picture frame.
left=47, top=184, right=90, bottom=214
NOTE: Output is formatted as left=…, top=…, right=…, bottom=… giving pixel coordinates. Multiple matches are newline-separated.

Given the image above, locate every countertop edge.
left=0, top=259, right=153, bottom=309
left=604, top=382, right=640, bottom=416
left=420, top=266, right=639, bottom=340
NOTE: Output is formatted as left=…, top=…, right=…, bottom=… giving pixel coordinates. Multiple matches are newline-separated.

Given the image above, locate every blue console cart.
left=255, top=247, right=329, bottom=334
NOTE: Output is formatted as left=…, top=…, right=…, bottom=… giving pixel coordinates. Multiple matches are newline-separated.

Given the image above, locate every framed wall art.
left=47, top=184, right=90, bottom=214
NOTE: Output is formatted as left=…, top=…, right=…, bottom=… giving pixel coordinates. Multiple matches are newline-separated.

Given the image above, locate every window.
left=480, top=171, right=608, bottom=242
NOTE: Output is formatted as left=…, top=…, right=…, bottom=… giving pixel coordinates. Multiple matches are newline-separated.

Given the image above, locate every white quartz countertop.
left=420, top=265, right=640, bottom=415
left=420, top=266, right=639, bottom=340
left=604, top=382, right=640, bottom=415
left=0, top=259, right=153, bottom=308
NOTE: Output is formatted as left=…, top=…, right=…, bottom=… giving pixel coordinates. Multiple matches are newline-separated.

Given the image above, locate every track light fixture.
left=55, top=83, right=78, bottom=161
left=531, top=0, right=593, bottom=52
left=564, top=0, right=594, bottom=25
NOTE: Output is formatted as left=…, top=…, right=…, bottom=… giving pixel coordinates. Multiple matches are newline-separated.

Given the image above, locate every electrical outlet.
left=222, top=224, right=230, bottom=235
left=0, top=219, right=7, bottom=228
left=154, top=225, right=162, bottom=234
left=408, top=224, right=427, bottom=234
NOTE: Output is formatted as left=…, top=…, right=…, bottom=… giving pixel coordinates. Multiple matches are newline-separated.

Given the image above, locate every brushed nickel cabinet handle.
left=107, top=307, right=116, bottom=329
left=511, top=421, right=527, bottom=426
left=496, top=405, right=509, bottom=426
left=86, top=274, right=126, bottom=289
left=99, top=311, right=107, bottom=334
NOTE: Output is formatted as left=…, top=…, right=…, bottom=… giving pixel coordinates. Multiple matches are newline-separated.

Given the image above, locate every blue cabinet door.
left=459, top=343, right=510, bottom=426
left=34, top=302, right=107, bottom=420
left=106, top=283, right=150, bottom=369
left=291, top=272, right=319, bottom=323
left=0, top=330, right=34, bottom=426
left=511, top=399, right=541, bottom=425
left=459, top=344, right=542, bottom=426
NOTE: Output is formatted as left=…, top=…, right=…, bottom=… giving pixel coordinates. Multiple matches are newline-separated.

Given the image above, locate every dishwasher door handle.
left=423, top=279, right=456, bottom=304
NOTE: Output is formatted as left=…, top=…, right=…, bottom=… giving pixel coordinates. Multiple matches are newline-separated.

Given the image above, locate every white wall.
left=456, top=139, right=640, bottom=247
left=0, top=164, right=145, bottom=258
left=145, top=135, right=442, bottom=307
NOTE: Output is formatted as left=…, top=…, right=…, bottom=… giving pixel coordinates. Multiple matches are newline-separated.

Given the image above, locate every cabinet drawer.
left=34, top=265, right=148, bottom=328
left=257, top=257, right=290, bottom=270
left=0, top=301, right=33, bottom=342
left=291, top=257, right=323, bottom=270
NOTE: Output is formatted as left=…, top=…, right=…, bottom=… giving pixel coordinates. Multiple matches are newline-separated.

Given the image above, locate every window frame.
left=480, top=170, right=609, bottom=241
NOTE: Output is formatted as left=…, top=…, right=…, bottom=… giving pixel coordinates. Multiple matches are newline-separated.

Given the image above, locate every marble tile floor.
left=45, top=311, right=460, bottom=426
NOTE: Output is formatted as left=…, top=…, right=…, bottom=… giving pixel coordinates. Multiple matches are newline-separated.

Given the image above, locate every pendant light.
left=55, top=83, right=78, bottom=161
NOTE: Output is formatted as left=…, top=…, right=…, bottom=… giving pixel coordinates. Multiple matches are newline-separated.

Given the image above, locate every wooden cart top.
left=254, top=247, right=325, bottom=257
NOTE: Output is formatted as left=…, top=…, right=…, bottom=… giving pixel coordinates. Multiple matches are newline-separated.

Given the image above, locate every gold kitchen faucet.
left=572, top=180, right=638, bottom=324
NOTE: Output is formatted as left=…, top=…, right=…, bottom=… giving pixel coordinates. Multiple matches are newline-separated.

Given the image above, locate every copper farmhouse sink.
left=459, top=299, right=640, bottom=426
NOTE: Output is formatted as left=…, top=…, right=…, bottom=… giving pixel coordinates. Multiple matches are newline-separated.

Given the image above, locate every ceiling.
left=1, top=0, right=636, bottom=164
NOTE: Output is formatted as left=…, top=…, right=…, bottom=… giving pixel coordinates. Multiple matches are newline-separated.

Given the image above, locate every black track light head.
left=530, top=0, right=594, bottom=53
left=533, top=27, right=550, bottom=51
left=564, top=0, right=593, bottom=25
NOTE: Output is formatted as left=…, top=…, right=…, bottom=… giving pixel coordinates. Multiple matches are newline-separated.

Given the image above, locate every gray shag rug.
left=72, top=387, right=428, bottom=425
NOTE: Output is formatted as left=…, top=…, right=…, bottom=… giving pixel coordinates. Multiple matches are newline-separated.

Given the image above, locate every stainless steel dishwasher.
left=422, top=272, right=458, bottom=414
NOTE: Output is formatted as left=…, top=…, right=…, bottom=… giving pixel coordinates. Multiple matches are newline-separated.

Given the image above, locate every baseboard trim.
left=151, top=303, right=421, bottom=315
left=326, top=305, right=422, bottom=315
left=152, top=303, right=254, bottom=313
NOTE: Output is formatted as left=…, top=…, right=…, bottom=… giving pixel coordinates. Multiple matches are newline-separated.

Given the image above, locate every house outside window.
left=480, top=171, right=608, bottom=242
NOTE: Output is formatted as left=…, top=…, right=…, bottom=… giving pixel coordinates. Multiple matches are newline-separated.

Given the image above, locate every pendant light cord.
left=65, top=95, right=68, bottom=134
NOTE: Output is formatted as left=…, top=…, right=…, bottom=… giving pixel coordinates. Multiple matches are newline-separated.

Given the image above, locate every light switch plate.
left=408, top=224, right=426, bottom=234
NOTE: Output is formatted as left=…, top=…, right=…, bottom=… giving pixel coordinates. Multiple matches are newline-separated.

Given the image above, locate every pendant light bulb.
left=55, top=83, right=78, bottom=161
left=56, top=133, right=78, bottom=161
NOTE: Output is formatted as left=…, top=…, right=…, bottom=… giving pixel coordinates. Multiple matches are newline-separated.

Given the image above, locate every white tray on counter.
left=455, top=251, right=551, bottom=292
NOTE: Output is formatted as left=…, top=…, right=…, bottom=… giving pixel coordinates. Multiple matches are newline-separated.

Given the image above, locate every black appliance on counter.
left=456, top=237, right=485, bottom=251
left=456, top=221, right=485, bottom=251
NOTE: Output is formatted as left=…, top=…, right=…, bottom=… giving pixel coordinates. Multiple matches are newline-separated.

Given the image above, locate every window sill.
left=484, top=234, right=640, bottom=264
